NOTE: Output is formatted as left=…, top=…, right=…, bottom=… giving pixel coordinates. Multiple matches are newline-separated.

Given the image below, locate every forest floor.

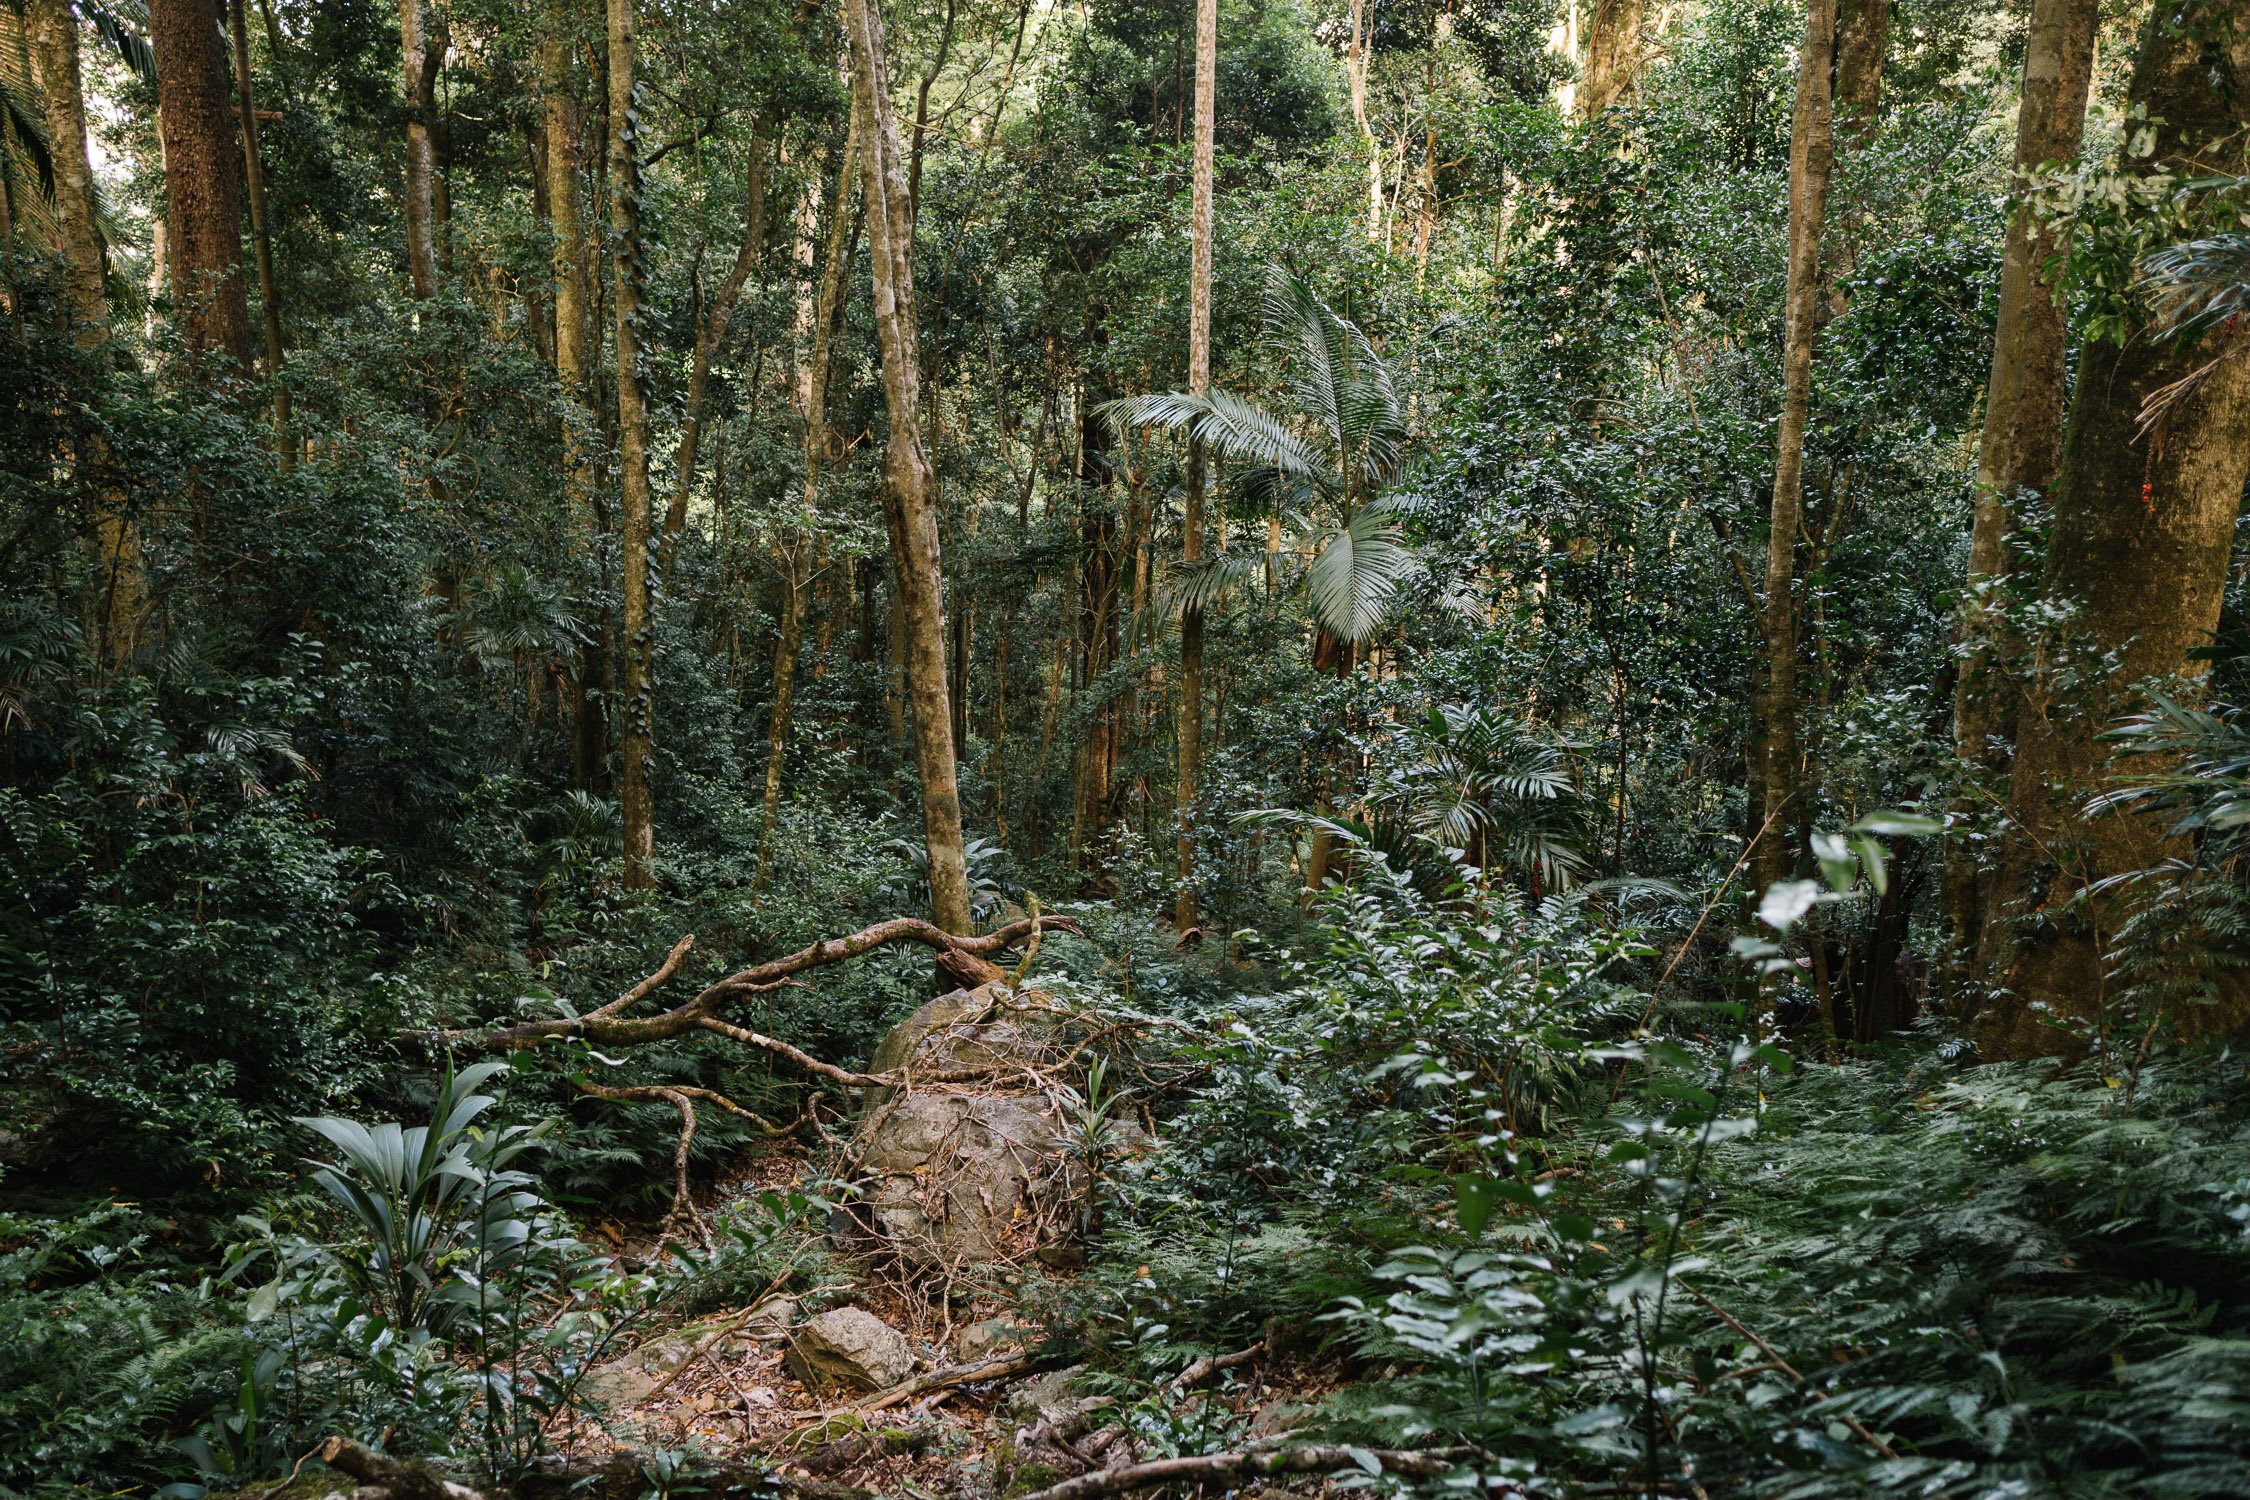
left=543, top=1158, right=1338, bottom=1499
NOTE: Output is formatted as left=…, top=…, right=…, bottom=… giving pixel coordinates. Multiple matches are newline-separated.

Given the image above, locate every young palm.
left=1104, top=267, right=1418, bottom=655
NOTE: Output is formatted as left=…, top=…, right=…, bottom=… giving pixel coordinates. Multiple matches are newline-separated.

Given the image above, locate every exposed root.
left=1012, top=1443, right=1470, bottom=1500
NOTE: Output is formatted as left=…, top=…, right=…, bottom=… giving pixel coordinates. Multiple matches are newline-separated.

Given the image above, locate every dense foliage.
left=3, top=0, right=2248, bottom=1493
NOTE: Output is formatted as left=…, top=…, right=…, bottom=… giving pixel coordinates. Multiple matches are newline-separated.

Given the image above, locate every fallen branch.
left=791, top=1351, right=1056, bottom=1436
left=1014, top=1443, right=1468, bottom=1500
left=314, top=1438, right=484, bottom=1500
left=1167, top=1336, right=1268, bottom=1393
left=447, top=913, right=1082, bottom=1058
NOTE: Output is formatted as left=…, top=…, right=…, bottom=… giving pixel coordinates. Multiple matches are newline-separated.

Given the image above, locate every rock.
left=784, top=1306, right=916, bottom=1393
left=1006, top=1364, right=1086, bottom=1423
left=956, top=1315, right=1034, bottom=1362
left=581, top=1298, right=797, bottom=1410
left=865, top=983, right=1056, bottom=1106
left=858, top=1091, right=1073, bottom=1266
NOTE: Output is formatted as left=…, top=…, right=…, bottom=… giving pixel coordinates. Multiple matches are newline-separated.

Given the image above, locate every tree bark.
left=1176, top=0, right=1215, bottom=931
left=400, top=0, right=442, bottom=299
left=228, top=0, right=289, bottom=443
left=658, top=119, right=773, bottom=581
left=25, top=0, right=145, bottom=662
left=758, top=114, right=860, bottom=891
left=1582, top=0, right=1647, bottom=116
left=1348, top=0, right=1380, bottom=237
left=1944, top=0, right=2096, bottom=975
left=1832, top=0, right=1889, bottom=134
left=149, top=0, right=253, bottom=367
left=610, top=0, right=657, bottom=888
left=24, top=0, right=107, bottom=341
left=1750, top=0, right=1837, bottom=906
left=1980, top=3, right=2250, bottom=1054
left=842, top=0, right=973, bottom=933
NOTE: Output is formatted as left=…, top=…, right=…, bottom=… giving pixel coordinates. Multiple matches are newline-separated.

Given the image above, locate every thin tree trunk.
left=758, top=113, right=861, bottom=888
left=149, top=0, right=253, bottom=366
left=659, top=119, right=773, bottom=581
left=610, top=0, right=657, bottom=888
left=228, top=0, right=289, bottom=443
left=400, top=0, right=441, bottom=298
left=843, top=0, right=972, bottom=933
left=1980, top=4, right=2250, bottom=1054
left=1750, top=0, right=1837, bottom=906
left=1176, top=0, right=1215, bottom=931
left=1944, top=0, right=2096, bottom=975
left=1348, top=0, right=1380, bottom=238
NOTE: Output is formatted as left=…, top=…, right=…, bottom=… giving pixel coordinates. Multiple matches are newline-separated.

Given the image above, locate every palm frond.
left=1164, top=550, right=1263, bottom=620
left=2142, top=234, right=2250, bottom=346
left=1305, top=505, right=1417, bottom=644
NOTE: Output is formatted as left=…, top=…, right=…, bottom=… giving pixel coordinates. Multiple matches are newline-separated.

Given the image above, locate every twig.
left=1682, top=1285, right=1898, bottom=1460
left=1168, top=1336, right=1268, bottom=1393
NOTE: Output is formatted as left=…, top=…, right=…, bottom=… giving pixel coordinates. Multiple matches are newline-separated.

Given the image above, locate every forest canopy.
left=3, top=0, right=2250, bottom=1495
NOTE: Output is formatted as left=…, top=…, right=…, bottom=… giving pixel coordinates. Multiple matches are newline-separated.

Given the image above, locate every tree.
left=21, top=0, right=104, bottom=340
left=1175, top=0, right=1215, bottom=931
left=609, top=0, right=657, bottom=888
left=1748, top=0, right=1837, bottom=903
left=1582, top=0, right=1646, bottom=116
left=1108, top=269, right=1418, bottom=661
left=1980, top=3, right=2250, bottom=1054
left=400, top=0, right=442, bottom=298
left=1944, top=0, right=2097, bottom=972
left=759, top=107, right=860, bottom=891
left=148, top=0, right=252, bottom=365
left=841, top=0, right=973, bottom=933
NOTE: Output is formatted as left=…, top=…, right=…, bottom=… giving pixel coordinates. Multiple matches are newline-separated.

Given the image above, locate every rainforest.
left=3, top=0, right=2249, bottom=1495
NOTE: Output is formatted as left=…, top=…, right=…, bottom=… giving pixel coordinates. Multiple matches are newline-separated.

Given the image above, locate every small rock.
left=784, top=1306, right=915, bottom=1392
left=1006, top=1363, right=1086, bottom=1422
left=957, top=1316, right=1033, bottom=1362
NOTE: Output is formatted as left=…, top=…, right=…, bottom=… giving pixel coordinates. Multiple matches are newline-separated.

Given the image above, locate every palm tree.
left=1105, top=266, right=1418, bottom=666
left=1378, top=704, right=1590, bottom=896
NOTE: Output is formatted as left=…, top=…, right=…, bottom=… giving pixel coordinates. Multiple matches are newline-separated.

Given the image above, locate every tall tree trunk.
left=26, top=0, right=143, bottom=661
left=400, top=0, right=441, bottom=298
left=1750, top=0, right=1838, bottom=904
left=658, top=119, right=773, bottom=581
left=24, top=0, right=106, bottom=340
left=1944, top=0, right=2097, bottom=975
left=758, top=113, right=860, bottom=889
left=609, top=0, right=656, bottom=888
left=1582, top=0, right=1647, bottom=116
left=1176, top=0, right=1215, bottom=932
left=228, top=0, right=289, bottom=441
left=1832, top=0, right=1889, bottom=132
left=149, top=0, right=253, bottom=366
left=1979, top=3, right=2250, bottom=1055
left=842, top=0, right=972, bottom=933
left=539, top=25, right=608, bottom=792
left=1348, top=0, right=1380, bottom=237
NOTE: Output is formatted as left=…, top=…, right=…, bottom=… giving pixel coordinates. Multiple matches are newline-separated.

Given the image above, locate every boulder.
left=784, top=1306, right=916, bottom=1393
left=857, top=1091, right=1073, bottom=1267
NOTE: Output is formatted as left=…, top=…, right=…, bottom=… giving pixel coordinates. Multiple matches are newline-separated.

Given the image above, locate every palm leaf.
left=1164, top=549, right=1264, bottom=620
left=1305, top=505, right=1417, bottom=644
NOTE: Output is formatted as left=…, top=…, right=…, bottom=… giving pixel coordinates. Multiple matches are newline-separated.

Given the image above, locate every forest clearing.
left=4, top=0, right=2250, bottom=1494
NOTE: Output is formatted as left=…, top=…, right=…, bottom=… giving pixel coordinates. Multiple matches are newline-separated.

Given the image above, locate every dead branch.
left=1167, top=1336, right=1268, bottom=1393
left=849, top=1349, right=1053, bottom=1415
left=1013, top=1443, right=1469, bottom=1500
left=314, top=1438, right=484, bottom=1500
left=448, top=914, right=1080, bottom=1058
